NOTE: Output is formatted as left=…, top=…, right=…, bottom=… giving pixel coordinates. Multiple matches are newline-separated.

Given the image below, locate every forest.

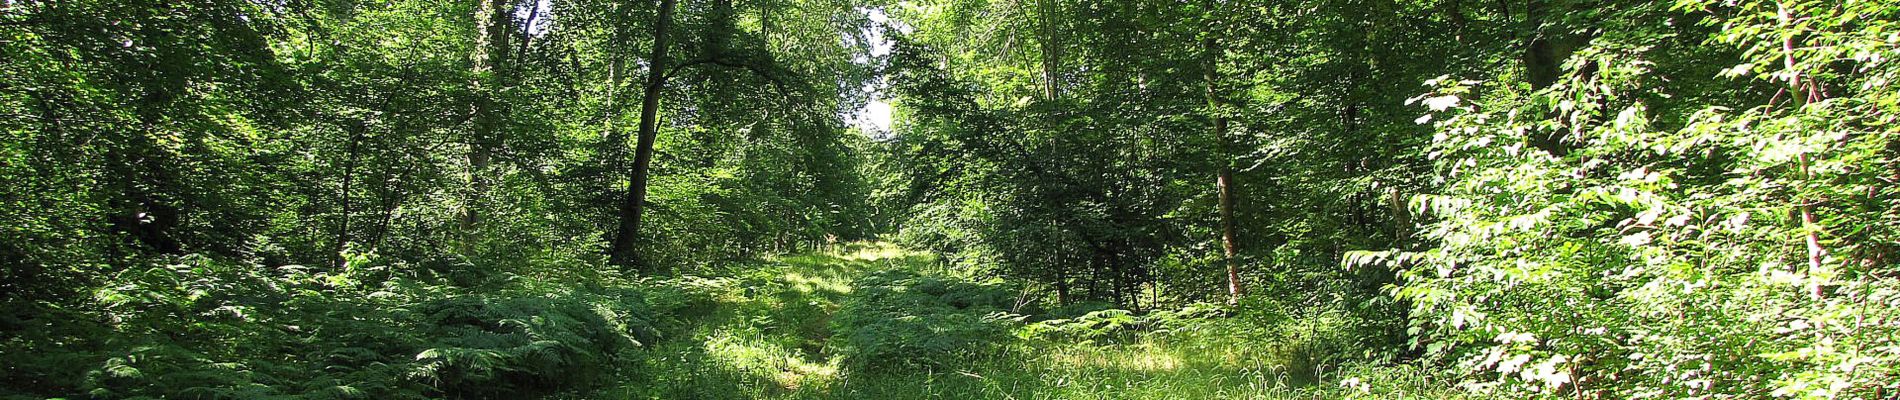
left=1, top=0, right=1897, bottom=398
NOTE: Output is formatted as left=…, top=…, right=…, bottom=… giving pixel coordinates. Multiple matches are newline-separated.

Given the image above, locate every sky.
left=850, top=8, right=900, bottom=135
left=855, top=100, right=893, bottom=133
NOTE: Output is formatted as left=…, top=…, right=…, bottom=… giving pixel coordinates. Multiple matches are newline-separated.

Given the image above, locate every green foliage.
left=1018, top=309, right=1143, bottom=344
left=582, top=245, right=1491, bottom=400
left=880, top=4, right=1207, bottom=308
left=1353, top=1, right=1900, bottom=398
left=1016, top=303, right=1226, bottom=344
left=410, top=294, right=646, bottom=398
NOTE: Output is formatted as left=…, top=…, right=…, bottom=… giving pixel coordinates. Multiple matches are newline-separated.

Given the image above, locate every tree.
left=1201, top=3, right=1243, bottom=304
left=608, top=0, right=680, bottom=269
left=464, top=0, right=517, bottom=232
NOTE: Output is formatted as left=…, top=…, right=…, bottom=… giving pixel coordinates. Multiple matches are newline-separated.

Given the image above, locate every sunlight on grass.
left=1046, top=345, right=1183, bottom=372
left=782, top=271, right=854, bottom=295
left=768, top=242, right=930, bottom=297
left=705, top=330, right=842, bottom=391
left=839, top=243, right=911, bottom=262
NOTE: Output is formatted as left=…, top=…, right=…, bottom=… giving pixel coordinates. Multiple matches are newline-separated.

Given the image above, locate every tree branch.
left=666, top=56, right=797, bottom=98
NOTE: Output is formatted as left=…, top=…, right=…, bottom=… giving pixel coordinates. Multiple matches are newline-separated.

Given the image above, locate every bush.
left=1356, top=2, right=1900, bottom=396
left=410, top=294, right=644, bottom=398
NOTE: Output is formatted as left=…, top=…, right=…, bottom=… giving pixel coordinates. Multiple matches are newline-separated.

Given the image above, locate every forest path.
left=579, top=243, right=1348, bottom=400
left=583, top=242, right=926, bottom=399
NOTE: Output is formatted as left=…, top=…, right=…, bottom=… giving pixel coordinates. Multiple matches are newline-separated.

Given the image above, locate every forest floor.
left=572, top=243, right=1473, bottom=400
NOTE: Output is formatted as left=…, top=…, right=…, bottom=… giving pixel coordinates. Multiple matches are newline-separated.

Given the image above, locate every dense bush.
left=1228, top=299, right=1405, bottom=385
left=410, top=294, right=648, bottom=398
left=1014, top=300, right=1397, bottom=386
left=1355, top=1, right=1900, bottom=398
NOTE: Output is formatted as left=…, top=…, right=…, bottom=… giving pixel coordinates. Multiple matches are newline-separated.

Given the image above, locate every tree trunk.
left=512, top=1, right=540, bottom=69
left=1779, top=3, right=1827, bottom=299
left=1055, top=254, right=1071, bottom=305
left=1522, top=0, right=1567, bottom=90
left=601, top=55, right=627, bottom=167
left=1036, top=0, right=1060, bottom=99
left=1523, top=0, right=1580, bottom=156
left=334, top=120, right=365, bottom=269
left=1217, top=163, right=1241, bottom=303
left=1204, top=31, right=1243, bottom=304
left=464, top=0, right=514, bottom=232
left=370, top=156, right=411, bottom=254
left=609, top=0, right=680, bottom=269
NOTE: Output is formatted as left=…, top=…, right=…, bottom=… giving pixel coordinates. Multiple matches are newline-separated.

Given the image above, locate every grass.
left=576, top=243, right=1491, bottom=400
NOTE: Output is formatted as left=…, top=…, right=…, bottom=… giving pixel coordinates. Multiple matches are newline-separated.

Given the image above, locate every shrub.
left=0, top=253, right=658, bottom=399
left=410, top=294, right=642, bottom=398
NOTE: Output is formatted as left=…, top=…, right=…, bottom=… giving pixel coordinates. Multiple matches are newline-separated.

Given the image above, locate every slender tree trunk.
left=370, top=160, right=409, bottom=253
left=1799, top=153, right=1826, bottom=299
left=1217, top=162, right=1241, bottom=303
left=1055, top=264, right=1071, bottom=305
left=609, top=0, right=680, bottom=269
left=1388, top=186, right=1410, bottom=241
left=1094, top=248, right=1109, bottom=301
left=513, top=1, right=540, bottom=69
left=334, top=85, right=399, bottom=266
left=602, top=56, right=626, bottom=163
left=1036, top=0, right=1060, bottom=99
left=334, top=120, right=365, bottom=269
left=1109, top=247, right=1127, bottom=308
left=1779, top=2, right=1827, bottom=300
left=1204, top=32, right=1243, bottom=304
left=464, top=0, right=514, bottom=232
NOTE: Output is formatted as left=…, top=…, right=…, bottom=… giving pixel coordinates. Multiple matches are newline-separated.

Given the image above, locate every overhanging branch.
left=666, top=56, right=798, bottom=99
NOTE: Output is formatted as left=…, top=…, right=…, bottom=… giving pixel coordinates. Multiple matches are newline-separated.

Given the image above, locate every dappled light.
left=780, top=271, right=855, bottom=295
left=702, top=331, right=840, bottom=390
left=1046, top=345, right=1184, bottom=372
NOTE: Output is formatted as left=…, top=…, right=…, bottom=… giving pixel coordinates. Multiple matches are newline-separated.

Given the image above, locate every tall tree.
left=1520, top=0, right=1584, bottom=156
left=608, top=0, right=680, bottom=268
left=1035, top=0, right=1061, bottom=99
left=465, top=0, right=516, bottom=231
left=1204, top=30, right=1243, bottom=304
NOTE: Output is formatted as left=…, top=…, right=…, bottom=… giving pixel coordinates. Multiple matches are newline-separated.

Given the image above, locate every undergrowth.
left=0, top=251, right=655, bottom=399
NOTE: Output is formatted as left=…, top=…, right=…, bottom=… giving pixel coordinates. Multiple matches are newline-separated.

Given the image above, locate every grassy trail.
left=582, top=243, right=1465, bottom=400
left=583, top=243, right=911, bottom=399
